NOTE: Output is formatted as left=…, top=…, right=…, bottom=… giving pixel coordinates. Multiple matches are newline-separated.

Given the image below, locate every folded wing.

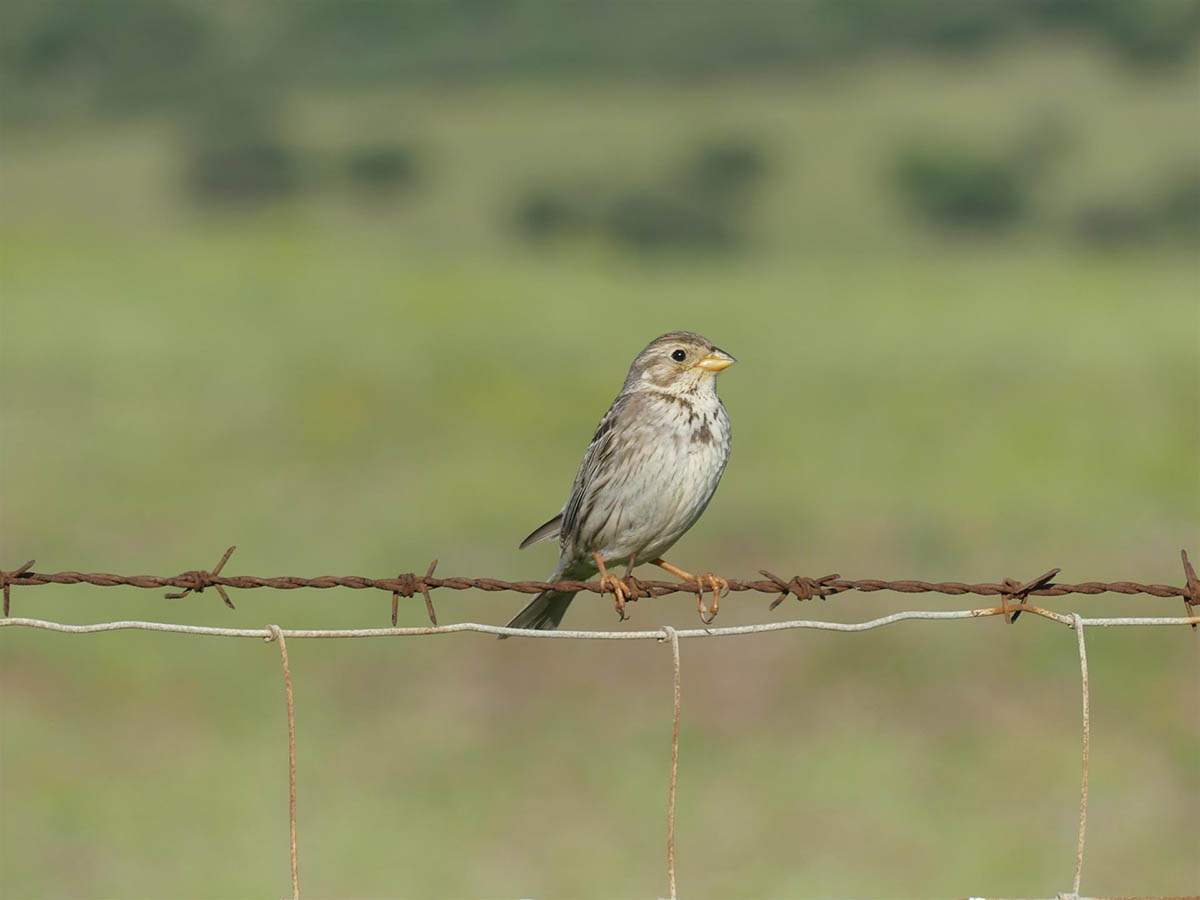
left=518, top=513, right=563, bottom=549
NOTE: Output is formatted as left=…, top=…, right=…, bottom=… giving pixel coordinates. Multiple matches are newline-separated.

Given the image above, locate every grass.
left=1, top=42, right=1198, bottom=898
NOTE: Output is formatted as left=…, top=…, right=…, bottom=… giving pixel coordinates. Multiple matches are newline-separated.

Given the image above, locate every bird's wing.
left=518, top=513, right=563, bottom=549
left=560, top=393, right=628, bottom=545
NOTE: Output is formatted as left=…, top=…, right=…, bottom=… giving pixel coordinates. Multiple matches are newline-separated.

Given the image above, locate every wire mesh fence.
left=2, top=549, right=1197, bottom=898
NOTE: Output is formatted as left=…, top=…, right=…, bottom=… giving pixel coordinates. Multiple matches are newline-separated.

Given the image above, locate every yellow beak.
left=696, top=348, right=736, bottom=372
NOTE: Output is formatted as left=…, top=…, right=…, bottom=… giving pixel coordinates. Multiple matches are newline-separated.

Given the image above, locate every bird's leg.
left=652, top=559, right=729, bottom=624
left=593, top=552, right=629, bottom=621
left=623, top=554, right=641, bottom=605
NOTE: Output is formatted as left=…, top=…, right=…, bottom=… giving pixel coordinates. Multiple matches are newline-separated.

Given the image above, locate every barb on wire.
left=391, top=559, right=439, bottom=626
left=3, top=550, right=1196, bottom=626
left=164, top=546, right=237, bottom=609
left=1180, top=550, right=1199, bottom=629
left=1004, top=567, right=1061, bottom=624
left=762, top=570, right=844, bottom=610
left=1, top=559, right=34, bottom=617
left=1, top=557, right=1192, bottom=900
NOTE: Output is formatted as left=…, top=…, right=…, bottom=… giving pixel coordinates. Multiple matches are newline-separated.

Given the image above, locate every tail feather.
left=500, top=589, right=577, bottom=638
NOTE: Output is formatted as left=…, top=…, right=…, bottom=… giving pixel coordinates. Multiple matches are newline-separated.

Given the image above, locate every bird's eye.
left=671, top=349, right=687, bottom=362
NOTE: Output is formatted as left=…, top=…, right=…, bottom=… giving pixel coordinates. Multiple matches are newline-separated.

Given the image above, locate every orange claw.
left=593, top=553, right=630, bottom=621
left=654, top=559, right=728, bottom=624
left=701, top=573, right=728, bottom=623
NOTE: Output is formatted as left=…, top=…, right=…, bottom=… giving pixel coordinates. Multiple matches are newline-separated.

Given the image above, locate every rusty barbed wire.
left=1, top=548, right=1195, bottom=627
left=3, top=546, right=1195, bottom=899
left=1180, top=549, right=1200, bottom=628
left=163, top=545, right=237, bottom=609
left=1, top=559, right=34, bottom=617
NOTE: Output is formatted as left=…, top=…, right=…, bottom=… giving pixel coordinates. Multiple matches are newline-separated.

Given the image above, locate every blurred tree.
left=3, top=0, right=213, bottom=112
left=513, top=188, right=587, bottom=242
left=345, top=144, right=419, bottom=195
left=892, top=143, right=1029, bottom=230
left=182, top=93, right=304, bottom=206
left=511, top=137, right=767, bottom=253
left=1026, top=0, right=1200, bottom=66
left=604, top=189, right=738, bottom=252
left=1074, top=200, right=1159, bottom=247
left=685, top=140, right=768, bottom=199
left=3, top=0, right=1196, bottom=125
left=186, top=141, right=303, bottom=205
left=1159, top=170, right=1200, bottom=235
left=1073, top=168, right=1200, bottom=247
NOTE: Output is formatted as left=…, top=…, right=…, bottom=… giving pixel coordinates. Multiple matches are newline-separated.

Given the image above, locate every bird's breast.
left=578, top=391, right=730, bottom=562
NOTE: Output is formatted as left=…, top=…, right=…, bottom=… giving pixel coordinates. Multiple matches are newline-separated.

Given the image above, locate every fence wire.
left=2, top=550, right=1197, bottom=899
left=3, top=548, right=1199, bottom=624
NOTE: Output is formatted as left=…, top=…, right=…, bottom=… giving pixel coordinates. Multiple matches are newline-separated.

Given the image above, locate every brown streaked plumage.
left=504, top=331, right=735, bottom=632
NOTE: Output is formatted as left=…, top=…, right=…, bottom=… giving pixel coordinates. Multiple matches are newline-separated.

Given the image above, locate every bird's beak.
left=696, top=348, right=736, bottom=372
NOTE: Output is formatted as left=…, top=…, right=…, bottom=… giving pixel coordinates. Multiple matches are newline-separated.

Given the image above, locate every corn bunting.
left=505, top=331, right=735, bottom=632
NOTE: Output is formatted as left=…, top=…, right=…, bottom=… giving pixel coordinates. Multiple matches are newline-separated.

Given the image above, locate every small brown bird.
left=505, top=331, right=735, bottom=631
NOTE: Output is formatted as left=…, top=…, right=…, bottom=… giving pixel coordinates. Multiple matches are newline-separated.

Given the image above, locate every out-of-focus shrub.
left=511, top=137, right=766, bottom=253
left=4, top=0, right=1197, bottom=127
left=187, top=141, right=303, bottom=204
left=891, top=143, right=1028, bottom=229
left=1073, top=201, right=1158, bottom=247
left=512, top=188, right=587, bottom=241
left=1159, top=170, right=1200, bottom=234
left=604, top=189, right=737, bottom=251
left=685, top=140, right=767, bottom=198
left=1023, top=0, right=1200, bottom=65
left=1073, top=169, right=1200, bottom=247
left=911, top=0, right=1018, bottom=52
left=6, top=0, right=213, bottom=110
left=345, top=144, right=418, bottom=195
left=1086, top=0, right=1199, bottom=66
left=182, top=97, right=304, bottom=205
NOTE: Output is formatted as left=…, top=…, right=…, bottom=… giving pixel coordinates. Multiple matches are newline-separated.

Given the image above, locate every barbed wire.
left=2, top=548, right=1197, bottom=627
left=2, top=551, right=1196, bottom=898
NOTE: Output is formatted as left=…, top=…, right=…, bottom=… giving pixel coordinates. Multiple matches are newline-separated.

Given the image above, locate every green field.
left=2, top=44, right=1198, bottom=897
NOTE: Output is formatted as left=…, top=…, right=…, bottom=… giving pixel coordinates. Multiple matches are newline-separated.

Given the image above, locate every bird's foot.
left=653, top=560, right=728, bottom=624
left=694, top=573, right=728, bottom=624
left=593, top=553, right=630, bottom=621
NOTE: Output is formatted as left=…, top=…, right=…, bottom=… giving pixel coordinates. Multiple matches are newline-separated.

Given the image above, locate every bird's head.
left=623, top=331, right=736, bottom=395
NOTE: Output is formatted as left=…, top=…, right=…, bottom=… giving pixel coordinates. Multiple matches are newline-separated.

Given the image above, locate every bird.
left=504, top=331, right=735, bottom=633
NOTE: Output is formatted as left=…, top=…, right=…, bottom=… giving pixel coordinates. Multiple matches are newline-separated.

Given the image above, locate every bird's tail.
left=501, top=588, right=577, bottom=636
left=501, top=560, right=595, bottom=639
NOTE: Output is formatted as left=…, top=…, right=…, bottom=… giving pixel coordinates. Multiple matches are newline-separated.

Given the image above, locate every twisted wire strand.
left=3, top=552, right=1196, bottom=898
left=3, top=549, right=1197, bottom=629
left=3, top=570, right=1189, bottom=598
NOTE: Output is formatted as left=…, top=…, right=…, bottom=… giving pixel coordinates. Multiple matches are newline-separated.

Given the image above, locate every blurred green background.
left=2, top=2, right=1198, bottom=897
